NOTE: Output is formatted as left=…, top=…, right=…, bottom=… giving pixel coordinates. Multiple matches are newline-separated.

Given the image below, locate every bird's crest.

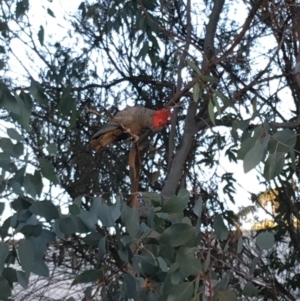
left=152, top=109, right=172, bottom=128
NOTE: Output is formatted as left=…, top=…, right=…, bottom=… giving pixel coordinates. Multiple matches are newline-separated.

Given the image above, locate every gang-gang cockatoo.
left=90, top=106, right=172, bottom=151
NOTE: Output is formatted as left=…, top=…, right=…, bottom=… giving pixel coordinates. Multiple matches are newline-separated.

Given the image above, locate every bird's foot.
left=120, top=124, right=139, bottom=142
left=132, top=134, right=139, bottom=142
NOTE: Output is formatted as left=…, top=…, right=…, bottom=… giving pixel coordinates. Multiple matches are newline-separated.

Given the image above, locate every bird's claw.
left=121, top=125, right=139, bottom=142
left=133, top=134, right=139, bottom=142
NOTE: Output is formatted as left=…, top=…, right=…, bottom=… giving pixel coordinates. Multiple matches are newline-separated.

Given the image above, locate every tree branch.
left=162, top=0, right=225, bottom=197
left=214, top=0, right=264, bottom=65
left=168, top=0, right=192, bottom=170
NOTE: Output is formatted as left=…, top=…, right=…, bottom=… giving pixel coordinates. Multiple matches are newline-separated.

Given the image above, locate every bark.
left=162, top=0, right=225, bottom=197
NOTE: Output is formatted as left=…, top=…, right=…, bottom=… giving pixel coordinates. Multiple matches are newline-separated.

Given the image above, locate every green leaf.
left=213, top=214, right=228, bottom=240
left=58, top=85, right=74, bottom=116
left=237, top=237, right=243, bottom=253
left=215, top=275, right=230, bottom=291
left=15, top=0, right=29, bottom=19
left=176, top=247, right=202, bottom=276
left=30, top=80, right=48, bottom=106
left=243, top=134, right=270, bottom=173
left=199, top=75, right=218, bottom=83
left=47, top=8, right=55, bottom=17
left=69, top=203, right=80, bottom=215
left=72, top=270, right=103, bottom=285
left=68, top=101, right=78, bottom=129
left=79, top=203, right=98, bottom=231
left=167, top=282, right=193, bottom=301
left=18, top=239, right=34, bottom=275
left=193, top=83, right=201, bottom=102
left=256, top=232, right=274, bottom=250
left=13, top=141, right=24, bottom=157
left=186, top=60, right=202, bottom=75
left=0, top=138, right=14, bottom=153
left=121, top=204, right=139, bottom=238
left=213, top=89, right=234, bottom=108
left=97, top=198, right=121, bottom=227
left=2, top=268, right=18, bottom=286
left=212, top=94, right=221, bottom=116
left=142, top=191, right=162, bottom=204
left=7, top=128, right=23, bottom=141
left=82, top=232, right=103, bottom=247
left=193, top=197, right=202, bottom=218
left=47, top=142, right=57, bottom=155
left=208, top=99, right=215, bottom=125
left=160, top=223, right=194, bottom=247
left=98, top=237, right=106, bottom=262
left=122, top=273, right=137, bottom=299
left=27, top=229, right=55, bottom=260
left=11, top=94, right=32, bottom=131
left=0, top=82, right=19, bottom=114
left=38, top=25, right=44, bottom=46
left=23, top=171, right=43, bottom=197
left=0, top=202, right=4, bottom=216
left=162, top=188, right=189, bottom=213
left=263, top=151, right=285, bottom=180
left=157, top=257, right=168, bottom=272
left=238, top=127, right=264, bottom=160
left=252, top=96, right=257, bottom=115
left=243, top=281, right=258, bottom=296
left=32, top=259, right=49, bottom=277
left=138, top=44, right=149, bottom=59
left=218, top=290, right=237, bottom=301
left=0, top=242, right=9, bottom=275
left=39, top=158, right=59, bottom=184
left=59, top=216, right=77, bottom=235
left=268, top=129, right=296, bottom=153
left=0, top=153, right=13, bottom=172
left=204, top=249, right=210, bottom=271
left=29, top=201, right=59, bottom=221
left=16, top=270, right=29, bottom=289
left=0, top=276, right=11, bottom=299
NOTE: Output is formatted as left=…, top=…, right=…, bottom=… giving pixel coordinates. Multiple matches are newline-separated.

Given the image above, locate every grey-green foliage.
left=238, top=127, right=296, bottom=178
left=1, top=0, right=300, bottom=300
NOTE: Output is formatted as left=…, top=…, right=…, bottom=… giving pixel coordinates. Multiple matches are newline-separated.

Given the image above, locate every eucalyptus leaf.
left=18, top=239, right=34, bottom=275
left=160, top=223, right=194, bottom=247
left=263, top=151, right=285, bottom=180
left=38, top=25, right=44, bottom=46
left=243, top=281, right=258, bottom=296
left=162, top=188, right=189, bottom=213
left=193, top=83, right=200, bottom=102
left=256, top=232, right=274, bottom=250
left=30, top=201, right=60, bottom=221
left=7, top=128, right=23, bottom=141
left=208, top=99, right=215, bottom=125
left=121, top=204, right=140, bottom=238
left=0, top=276, right=11, bottom=299
left=167, top=282, right=193, bottom=301
left=213, top=214, right=228, bottom=240
left=243, top=134, right=270, bottom=173
left=0, top=242, right=9, bottom=275
left=39, top=158, right=59, bottom=184
left=72, top=270, right=103, bottom=285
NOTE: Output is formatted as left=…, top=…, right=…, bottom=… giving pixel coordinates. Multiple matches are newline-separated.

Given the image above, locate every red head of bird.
left=152, top=109, right=172, bottom=128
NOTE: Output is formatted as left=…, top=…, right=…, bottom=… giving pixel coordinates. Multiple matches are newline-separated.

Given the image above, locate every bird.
left=90, top=106, right=172, bottom=151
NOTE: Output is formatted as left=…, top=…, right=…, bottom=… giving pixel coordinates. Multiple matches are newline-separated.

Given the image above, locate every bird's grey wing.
left=111, top=107, right=136, bottom=125
left=91, top=122, right=120, bottom=140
